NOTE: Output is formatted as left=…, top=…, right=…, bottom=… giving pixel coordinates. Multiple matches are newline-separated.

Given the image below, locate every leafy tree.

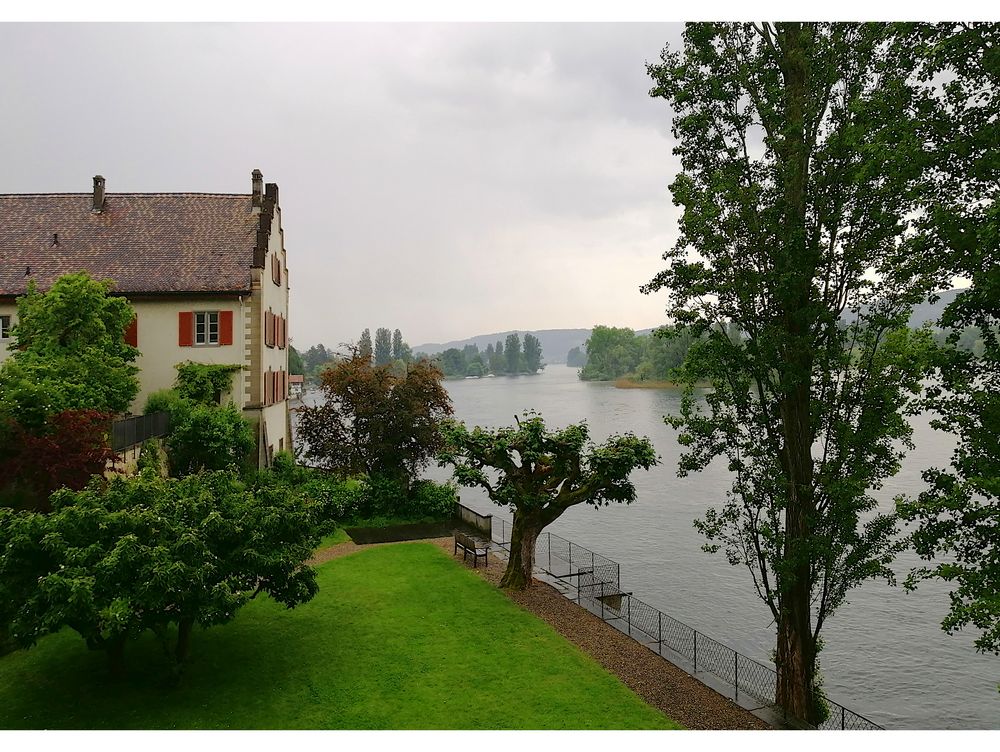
left=643, top=23, right=940, bottom=722
left=579, top=326, right=642, bottom=381
left=0, top=273, right=139, bottom=430
left=392, top=329, right=411, bottom=363
left=374, top=327, right=393, bottom=366
left=505, top=333, right=522, bottom=375
left=439, top=413, right=657, bottom=589
left=439, top=348, right=466, bottom=378
left=0, top=470, right=319, bottom=678
left=288, top=344, right=305, bottom=376
left=897, top=23, right=1000, bottom=659
left=174, top=362, right=242, bottom=405
left=296, top=351, right=453, bottom=487
left=358, top=329, right=373, bottom=363
left=489, top=340, right=505, bottom=375
left=523, top=333, right=544, bottom=374
left=566, top=346, right=587, bottom=368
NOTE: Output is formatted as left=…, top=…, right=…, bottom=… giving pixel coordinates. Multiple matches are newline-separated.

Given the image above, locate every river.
left=302, top=364, right=1000, bottom=729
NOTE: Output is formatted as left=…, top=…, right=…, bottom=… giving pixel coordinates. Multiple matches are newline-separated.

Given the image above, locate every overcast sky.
left=0, top=23, right=685, bottom=350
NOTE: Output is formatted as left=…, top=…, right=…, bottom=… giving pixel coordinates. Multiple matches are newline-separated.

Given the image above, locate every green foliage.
left=523, top=333, right=543, bottom=374
left=566, top=346, right=587, bottom=368
left=0, top=273, right=139, bottom=431
left=374, top=327, right=393, bottom=366
left=643, top=22, right=943, bottom=722
left=427, top=335, right=544, bottom=377
left=165, top=403, right=255, bottom=477
left=288, top=345, right=305, bottom=376
left=174, top=362, right=242, bottom=405
left=296, top=352, right=453, bottom=485
left=438, top=412, right=657, bottom=588
left=358, top=328, right=373, bottom=362
left=896, top=24, right=1000, bottom=661
left=0, top=470, right=319, bottom=677
left=137, top=440, right=163, bottom=476
left=580, top=325, right=696, bottom=382
left=505, top=333, right=522, bottom=374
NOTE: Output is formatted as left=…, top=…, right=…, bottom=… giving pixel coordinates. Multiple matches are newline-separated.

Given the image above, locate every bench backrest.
left=455, top=532, right=477, bottom=550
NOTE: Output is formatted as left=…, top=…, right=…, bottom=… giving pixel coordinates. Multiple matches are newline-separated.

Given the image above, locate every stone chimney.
left=92, top=175, right=106, bottom=213
left=251, top=169, right=264, bottom=207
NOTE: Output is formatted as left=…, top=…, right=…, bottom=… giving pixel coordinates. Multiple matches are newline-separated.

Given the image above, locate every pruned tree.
left=643, top=23, right=941, bottom=723
left=438, top=413, right=658, bottom=589
left=296, top=350, right=453, bottom=487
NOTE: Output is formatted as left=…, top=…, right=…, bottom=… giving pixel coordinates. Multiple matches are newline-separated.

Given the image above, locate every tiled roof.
left=0, top=193, right=258, bottom=296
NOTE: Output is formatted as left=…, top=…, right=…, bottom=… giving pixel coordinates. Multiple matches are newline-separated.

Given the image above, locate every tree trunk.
left=175, top=619, right=194, bottom=665
left=500, top=512, right=540, bottom=590
left=106, top=636, right=127, bottom=680
left=772, top=23, right=822, bottom=726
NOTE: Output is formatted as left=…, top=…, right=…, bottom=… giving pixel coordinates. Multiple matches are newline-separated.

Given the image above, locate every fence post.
left=842, top=705, right=846, bottom=730
left=600, top=581, right=605, bottom=620
left=734, top=652, right=739, bottom=702
left=693, top=631, right=698, bottom=673
left=548, top=532, right=551, bottom=572
left=569, top=540, right=573, bottom=568
left=627, top=594, right=632, bottom=637
left=658, top=612, right=662, bottom=656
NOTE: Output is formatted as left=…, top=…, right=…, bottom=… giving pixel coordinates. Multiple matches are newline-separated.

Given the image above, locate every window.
left=0, top=315, right=10, bottom=340
left=195, top=311, right=219, bottom=346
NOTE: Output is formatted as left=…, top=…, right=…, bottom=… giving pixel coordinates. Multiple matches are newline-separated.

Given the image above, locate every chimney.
left=92, top=175, right=106, bottom=213
left=251, top=169, right=264, bottom=207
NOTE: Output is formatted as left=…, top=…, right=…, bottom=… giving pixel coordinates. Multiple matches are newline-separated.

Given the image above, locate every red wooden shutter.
left=264, top=371, right=272, bottom=406
left=124, top=317, right=138, bottom=348
left=178, top=312, right=193, bottom=347
left=264, top=311, right=272, bottom=347
left=279, top=316, right=285, bottom=349
left=219, top=310, right=233, bottom=346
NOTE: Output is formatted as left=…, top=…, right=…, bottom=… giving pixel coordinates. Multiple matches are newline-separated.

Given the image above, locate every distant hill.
left=413, top=329, right=592, bottom=364
left=909, top=288, right=964, bottom=327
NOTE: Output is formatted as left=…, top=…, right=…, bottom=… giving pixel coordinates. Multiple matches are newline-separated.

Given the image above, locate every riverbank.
left=611, top=377, right=711, bottom=389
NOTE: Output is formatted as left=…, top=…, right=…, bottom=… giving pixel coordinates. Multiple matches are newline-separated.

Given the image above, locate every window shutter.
left=124, top=317, right=138, bottom=348
left=264, top=371, right=272, bottom=406
left=279, top=316, right=285, bottom=349
left=178, top=312, right=193, bottom=347
left=264, top=311, right=272, bottom=348
left=219, top=310, right=233, bottom=346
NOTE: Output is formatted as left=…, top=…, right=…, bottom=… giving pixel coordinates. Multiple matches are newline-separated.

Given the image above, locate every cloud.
left=0, top=22, right=686, bottom=348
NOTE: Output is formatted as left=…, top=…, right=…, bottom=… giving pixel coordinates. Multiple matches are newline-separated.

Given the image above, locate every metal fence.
left=111, top=411, right=170, bottom=452
left=490, top=515, right=883, bottom=731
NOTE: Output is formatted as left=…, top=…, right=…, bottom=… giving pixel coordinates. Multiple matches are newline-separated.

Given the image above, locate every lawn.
left=0, top=542, right=678, bottom=729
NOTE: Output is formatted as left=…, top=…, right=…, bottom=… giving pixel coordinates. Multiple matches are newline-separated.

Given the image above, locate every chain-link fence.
left=490, top=514, right=883, bottom=730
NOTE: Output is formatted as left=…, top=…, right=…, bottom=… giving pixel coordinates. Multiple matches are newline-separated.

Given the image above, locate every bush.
left=174, top=362, right=243, bottom=405
left=166, top=403, right=255, bottom=477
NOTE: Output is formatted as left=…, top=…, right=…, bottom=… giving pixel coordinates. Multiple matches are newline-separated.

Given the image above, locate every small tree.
left=0, top=470, right=319, bottom=679
left=438, top=413, right=658, bottom=589
left=296, top=350, right=453, bottom=487
left=166, top=403, right=255, bottom=477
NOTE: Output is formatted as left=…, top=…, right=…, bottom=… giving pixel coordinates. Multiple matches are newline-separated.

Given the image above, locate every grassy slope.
left=0, top=543, right=678, bottom=730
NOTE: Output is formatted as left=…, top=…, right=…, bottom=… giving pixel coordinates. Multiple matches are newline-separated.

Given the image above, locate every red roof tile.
left=0, top=193, right=259, bottom=296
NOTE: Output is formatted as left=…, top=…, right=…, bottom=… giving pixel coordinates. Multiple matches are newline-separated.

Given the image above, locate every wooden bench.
left=454, top=532, right=489, bottom=568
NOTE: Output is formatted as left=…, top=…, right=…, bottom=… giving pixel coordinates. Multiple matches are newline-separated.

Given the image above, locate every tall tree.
left=505, top=333, right=522, bottom=375
left=523, top=333, right=543, bottom=374
left=374, top=327, right=393, bottom=366
left=897, top=23, right=1000, bottom=658
left=489, top=340, right=505, bottom=375
left=644, top=23, right=938, bottom=723
left=288, top=344, right=305, bottom=376
left=392, top=329, right=405, bottom=361
left=358, top=329, right=373, bottom=363
left=439, top=413, right=657, bottom=589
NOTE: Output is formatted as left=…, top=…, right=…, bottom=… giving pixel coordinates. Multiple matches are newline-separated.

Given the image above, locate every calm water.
left=302, top=365, right=1000, bottom=729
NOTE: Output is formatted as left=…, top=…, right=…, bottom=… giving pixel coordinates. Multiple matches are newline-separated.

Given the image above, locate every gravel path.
left=311, top=537, right=770, bottom=730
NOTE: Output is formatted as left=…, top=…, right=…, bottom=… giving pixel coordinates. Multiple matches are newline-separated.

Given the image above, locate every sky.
left=0, top=23, right=686, bottom=351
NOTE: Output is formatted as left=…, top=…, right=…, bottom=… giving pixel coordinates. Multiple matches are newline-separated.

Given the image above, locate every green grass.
left=0, top=543, right=678, bottom=730
left=317, top=527, right=352, bottom=548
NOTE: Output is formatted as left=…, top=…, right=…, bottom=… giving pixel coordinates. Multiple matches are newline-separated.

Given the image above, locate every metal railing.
left=490, top=515, right=883, bottom=731
left=111, top=411, right=170, bottom=452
